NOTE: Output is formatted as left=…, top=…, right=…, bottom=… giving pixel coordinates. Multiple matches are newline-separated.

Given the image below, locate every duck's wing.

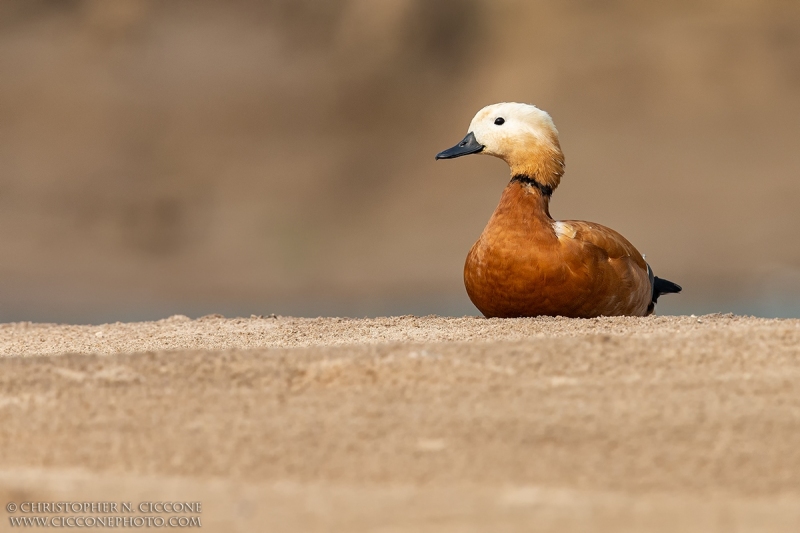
left=558, top=220, right=681, bottom=314
left=556, top=220, right=647, bottom=267
left=551, top=219, right=651, bottom=315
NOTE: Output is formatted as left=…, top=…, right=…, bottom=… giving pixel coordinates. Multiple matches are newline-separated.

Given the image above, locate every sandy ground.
left=2, top=314, right=800, bottom=532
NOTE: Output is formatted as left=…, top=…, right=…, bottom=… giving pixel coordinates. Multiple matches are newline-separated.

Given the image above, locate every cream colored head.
left=437, top=102, right=565, bottom=189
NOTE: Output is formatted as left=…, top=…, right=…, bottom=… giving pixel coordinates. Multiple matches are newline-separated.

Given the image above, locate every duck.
left=436, top=102, right=681, bottom=318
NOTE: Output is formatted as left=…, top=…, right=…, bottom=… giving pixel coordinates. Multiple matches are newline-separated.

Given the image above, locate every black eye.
left=494, top=117, right=505, bottom=125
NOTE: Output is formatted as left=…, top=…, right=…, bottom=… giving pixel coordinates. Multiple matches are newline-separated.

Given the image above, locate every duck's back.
left=464, top=181, right=652, bottom=318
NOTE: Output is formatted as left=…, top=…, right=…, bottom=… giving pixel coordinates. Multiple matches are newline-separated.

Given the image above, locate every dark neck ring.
left=511, top=174, right=553, bottom=196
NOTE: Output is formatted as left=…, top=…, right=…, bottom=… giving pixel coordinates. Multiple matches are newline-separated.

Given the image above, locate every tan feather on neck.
left=506, top=132, right=565, bottom=190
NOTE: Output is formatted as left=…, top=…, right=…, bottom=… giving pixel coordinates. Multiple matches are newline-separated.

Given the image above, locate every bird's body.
left=436, top=102, right=680, bottom=318
left=464, top=176, right=652, bottom=317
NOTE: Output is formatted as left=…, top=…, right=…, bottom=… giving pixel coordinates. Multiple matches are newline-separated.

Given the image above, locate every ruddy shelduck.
left=436, top=102, right=680, bottom=318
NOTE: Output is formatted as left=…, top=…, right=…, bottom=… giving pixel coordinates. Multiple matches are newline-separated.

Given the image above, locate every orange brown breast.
left=464, top=180, right=652, bottom=318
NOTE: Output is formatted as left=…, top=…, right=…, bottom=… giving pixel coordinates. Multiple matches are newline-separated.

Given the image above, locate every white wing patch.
left=553, top=221, right=577, bottom=239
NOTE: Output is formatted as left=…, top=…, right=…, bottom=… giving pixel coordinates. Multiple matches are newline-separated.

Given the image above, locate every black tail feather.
left=652, top=276, right=682, bottom=303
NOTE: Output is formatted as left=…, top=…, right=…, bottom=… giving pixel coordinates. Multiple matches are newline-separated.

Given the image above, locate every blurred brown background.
left=1, top=0, right=799, bottom=323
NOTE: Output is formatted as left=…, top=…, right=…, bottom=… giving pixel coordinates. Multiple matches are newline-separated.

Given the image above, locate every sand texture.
left=2, top=314, right=800, bottom=532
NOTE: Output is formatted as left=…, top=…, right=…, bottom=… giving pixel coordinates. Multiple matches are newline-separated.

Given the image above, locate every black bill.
left=435, top=131, right=484, bottom=160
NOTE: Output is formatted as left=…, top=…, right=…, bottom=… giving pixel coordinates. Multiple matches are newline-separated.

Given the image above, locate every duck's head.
left=436, top=102, right=565, bottom=190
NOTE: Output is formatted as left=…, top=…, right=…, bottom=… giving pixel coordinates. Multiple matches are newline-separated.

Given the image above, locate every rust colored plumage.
left=436, top=102, right=680, bottom=318
left=464, top=180, right=651, bottom=317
